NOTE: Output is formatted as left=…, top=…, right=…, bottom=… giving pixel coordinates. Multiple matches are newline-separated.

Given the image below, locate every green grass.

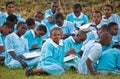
left=0, top=65, right=120, bottom=79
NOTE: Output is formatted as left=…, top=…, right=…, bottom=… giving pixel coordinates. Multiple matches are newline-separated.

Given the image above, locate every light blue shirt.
left=78, top=40, right=102, bottom=74
left=53, top=20, right=76, bottom=34
left=43, top=9, right=56, bottom=32
left=24, top=29, right=44, bottom=49
left=97, top=48, right=120, bottom=71
left=66, top=12, right=89, bottom=28
left=37, top=38, right=65, bottom=75
left=64, top=36, right=83, bottom=56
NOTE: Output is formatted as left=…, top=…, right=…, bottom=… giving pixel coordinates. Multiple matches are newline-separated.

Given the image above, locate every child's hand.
left=19, top=60, right=28, bottom=69
left=66, top=48, right=76, bottom=56
left=0, top=46, right=4, bottom=53
left=32, top=45, right=38, bottom=49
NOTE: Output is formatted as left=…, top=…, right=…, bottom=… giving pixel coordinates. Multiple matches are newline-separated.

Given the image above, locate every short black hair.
left=36, top=11, right=43, bottom=15
left=2, top=21, right=14, bottom=29
left=107, top=22, right=118, bottom=30
left=99, top=24, right=108, bottom=31
left=37, top=24, right=47, bottom=33
left=6, top=14, right=18, bottom=23
left=112, top=44, right=120, bottom=49
left=16, top=22, right=26, bottom=30
left=6, top=1, right=14, bottom=8
left=26, top=18, right=35, bottom=26
left=50, top=27, right=63, bottom=35
left=104, top=4, right=113, bottom=11
left=73, top=3, right=82, bottom=11
left=93, top=10, right=102, bottom=17
left=55, top=12, right=64, bottom=20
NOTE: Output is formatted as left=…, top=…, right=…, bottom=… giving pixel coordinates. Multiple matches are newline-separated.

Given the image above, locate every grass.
left=0, top=65, right=120, bottom=79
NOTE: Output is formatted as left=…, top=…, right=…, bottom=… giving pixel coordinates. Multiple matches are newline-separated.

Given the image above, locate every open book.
left=64, top=55, right=77, bottom=62
left=19, top=51, right=40, bottom=59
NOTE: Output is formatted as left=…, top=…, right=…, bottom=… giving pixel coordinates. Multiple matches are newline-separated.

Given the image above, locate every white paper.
left=20, top=51, right=40, bottom=59
left=64, top=55, right=77, bottom=62
left=80, top=23, right=91, bottom=30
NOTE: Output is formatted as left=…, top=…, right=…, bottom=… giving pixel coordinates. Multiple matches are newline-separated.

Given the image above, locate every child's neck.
left=16, top=32, right=22, bottom=37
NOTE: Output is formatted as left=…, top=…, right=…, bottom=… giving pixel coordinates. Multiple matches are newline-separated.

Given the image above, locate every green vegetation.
left=0, top=0, right=120, bottom=20
left=0, top=65, right=120, bottom=79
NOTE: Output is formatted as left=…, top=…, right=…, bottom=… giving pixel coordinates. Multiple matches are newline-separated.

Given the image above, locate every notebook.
left=64, top=55, right=77, bottom=62
left=19, top=51, right=40, bottom=59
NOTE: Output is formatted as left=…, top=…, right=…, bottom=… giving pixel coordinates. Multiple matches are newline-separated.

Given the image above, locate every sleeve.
left=83, top=32, right=93, bottom=45
left=117, top=52, right=120, bottom=68
left=45, top=10, right=51, bottom=18
left=88, top=44, right=102, bottom=61
left=66, top=14, right=70, bottom=21
left=114, top=14, right=120, bottom=27
left=0, top=36, right=3, bottom=46
left=69, top=23, right=76, bottom=34
left=5, top=36, right=14, bottom=52
left=83, top=15, right=89, bottom=24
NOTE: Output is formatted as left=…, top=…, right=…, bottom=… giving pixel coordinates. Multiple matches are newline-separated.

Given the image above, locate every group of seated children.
left=0, top=1, right=120, bottom=76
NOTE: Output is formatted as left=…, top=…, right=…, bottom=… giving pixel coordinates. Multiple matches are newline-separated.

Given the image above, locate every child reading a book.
left=78, top=32, right=112, bottom=75
left=4, top=22, right=39, bottom=69
left=24, top=24, right=47, bottom=50
left=0, top=21, right=14, bottom=63
left=63, top=30, right=86, bottom=70
left=25, top=27, right=66, bottom=76
left=96, top=45, right=120, bottom=75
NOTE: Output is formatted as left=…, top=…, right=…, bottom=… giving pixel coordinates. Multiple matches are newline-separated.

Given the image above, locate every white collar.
left=102, top=15, right=112, bottom=20
left=4, top=12, right=16, bottom=17
left=31, top=29, right=35, bottom=37
left=70, top=36, right=75, bottom=43
left=13, top=32, right=24, bottom=39
left=92, top=31, right=99, bottom=38
left=72, top=12, right=83, bottom=18
left=55, top=20, right=67, bottom=27
left=49, top=38, right=63, bottom=48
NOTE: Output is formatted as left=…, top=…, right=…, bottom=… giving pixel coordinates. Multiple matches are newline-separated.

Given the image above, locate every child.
left=83, top=24, right=108, bottom=45
left=97, top=45, right=120, bottom=75
left=66, top=3, right=89, bottom=30
left=0, top=21, right=14, bottom=63
left=98, top=4, right=120, bottom=44
left=26, top=18, right=36, bottom=30
left=24, top=24, right=47, bottom=50
left=4, top=22, right=39, bottom=69
left=78, top=32, right=112, bottom=75
left=34, top=11, right=44, bottom=23
left=3, top=1, right=25, bottom=24
left=25, top=27, right=66, bottom=76
left=43, top=1, right=60, bottom=32
left=64, top=30, right=86, bottom=70
left=54, top=12, right=76, bottom=39
left=80, top=11, right=102, bottom=32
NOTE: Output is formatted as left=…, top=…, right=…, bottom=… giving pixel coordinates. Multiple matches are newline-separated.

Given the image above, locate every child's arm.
left=0, top=46, right=4, bottom=53
left=9, top=51, right=28, bottom=68
left=66, top=48, right=76, bottom=56
left=86, top=58, right=95, bottom=75
left=78, top=50, right=83, bottom=57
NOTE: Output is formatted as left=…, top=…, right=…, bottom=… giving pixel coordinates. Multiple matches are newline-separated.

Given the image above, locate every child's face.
left=73, top=8, right=81, bottom=17
left=35, top=30, right=46, bottom=37
left=93, top=13, right=102, bottom=24
left=51, top=3, right=59, bottom=13
left=109, top=25, right=118, bottom=36
left=104, top=6, right=113, bottom=17
left=1, top=26, right=13, bottom=35
left=17, top=24, right=27, bottom=35
left=103, top=37, right=112, bottom=46
left=55, top=18, right=63, bottom=26
left=6, top=4, right=15, bottom=14
left=34, top=13, right=43, bottom=22
left=50, top=30, right=62, bottom=44
left=75, top=33, right=86, bottom=44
